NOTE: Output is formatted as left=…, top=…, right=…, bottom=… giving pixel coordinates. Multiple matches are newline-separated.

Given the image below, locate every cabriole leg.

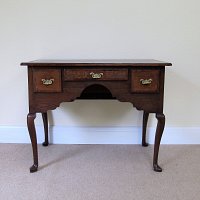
left=142, top=111, right=149, bottom=147
left=27, top=113, right=38, bottom=173
left=153, top=113, right=165, bottom=172
left=42, top=112, right=49, bottom=146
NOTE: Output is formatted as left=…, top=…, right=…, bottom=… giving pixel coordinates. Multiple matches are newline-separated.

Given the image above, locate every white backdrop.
left=0, top=0, right=200, bottom=143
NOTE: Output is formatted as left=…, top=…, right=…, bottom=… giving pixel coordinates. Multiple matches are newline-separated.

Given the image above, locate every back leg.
left=142, top=111, right=149, bottom=147
left=42, top=112, right=49, bottom=146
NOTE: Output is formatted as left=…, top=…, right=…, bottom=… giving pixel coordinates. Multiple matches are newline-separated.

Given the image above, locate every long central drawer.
left=64, top=69, right=128, bottom=81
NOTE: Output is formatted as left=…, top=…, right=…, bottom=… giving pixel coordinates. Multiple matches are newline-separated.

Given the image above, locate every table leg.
left=153, top=113, right=165, bottom=172
left=27, top=113, right=38, bottom=173
left=142, top=111, right=149, bottom=147
left=42, top=112, right=49, bottom=146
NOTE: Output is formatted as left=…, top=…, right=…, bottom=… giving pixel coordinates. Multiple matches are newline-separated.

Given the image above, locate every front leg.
left=153, top=113, right=165, bottom=172
left=142, top=111, right=149, bottom=147
left=27, top=113, right=38, bottom=173
left=42, top=112, right=49, bottom=146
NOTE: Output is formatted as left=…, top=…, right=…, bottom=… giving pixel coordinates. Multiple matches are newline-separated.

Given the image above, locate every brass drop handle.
left=90, top=72, right=103, bottom=79
left=140, top=78, right=152, bottom=85
left=41, top=78, right=54, bottom=85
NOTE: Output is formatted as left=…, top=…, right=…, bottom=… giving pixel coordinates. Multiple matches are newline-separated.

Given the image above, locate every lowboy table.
left=21, top=59, right=172, bottom=173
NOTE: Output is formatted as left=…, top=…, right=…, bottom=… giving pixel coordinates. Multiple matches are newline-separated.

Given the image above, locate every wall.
left=0, top=0, right=200, bottom=143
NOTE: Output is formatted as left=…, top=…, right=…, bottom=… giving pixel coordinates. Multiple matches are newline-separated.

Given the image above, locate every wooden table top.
left=21, top=59, right=172, bottom=67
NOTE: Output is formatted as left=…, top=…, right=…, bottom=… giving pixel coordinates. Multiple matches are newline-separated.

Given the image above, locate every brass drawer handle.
left=41, top=79, right=54, bottom=85
left=140, top=78, right=152, bottom=85
left=90, top=72, right=103, bottom=79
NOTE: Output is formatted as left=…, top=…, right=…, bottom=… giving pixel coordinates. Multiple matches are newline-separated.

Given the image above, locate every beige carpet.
left=0, top=144, right=200, bottom=200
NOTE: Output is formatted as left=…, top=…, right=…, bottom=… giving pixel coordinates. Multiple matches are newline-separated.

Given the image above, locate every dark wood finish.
left=33, top=68, right=61, bottom=93
left=21, top=59, right=172, bottom=67
left=142, top=111, right=149, bottom=147
left=153, top=113, right=165, bottom=172
left=64, top=69, right=128, bottom=81
left=27, top=113, right=38, bottom=173
left=22, top=59, right=172, bottom=173
left=131, top=70, right=160, bottom=93
left=42, top=112, right=49, bottom=146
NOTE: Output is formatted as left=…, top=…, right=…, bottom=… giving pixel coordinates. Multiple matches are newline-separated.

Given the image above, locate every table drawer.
left=33, top=69, right=62, bottom=92
left=64, top=69, right=128, bottom=81
left=131, top=70, right=160, bottom=93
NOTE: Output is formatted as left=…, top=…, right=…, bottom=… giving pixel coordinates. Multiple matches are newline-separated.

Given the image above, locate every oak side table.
left=21, top=59, right=172, bottom=173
